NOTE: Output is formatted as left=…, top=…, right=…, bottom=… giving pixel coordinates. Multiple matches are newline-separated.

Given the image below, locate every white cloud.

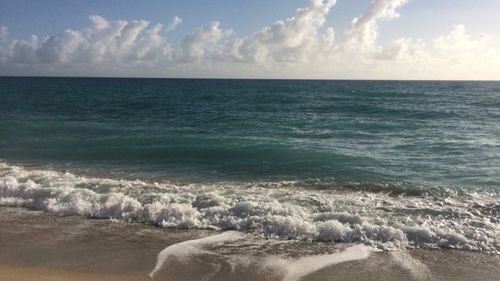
left=428, top=25, right=500, bottom=79
left=89, top=15, right=109, bottom=30
left=36, top=29, right=86, bottom=63
left=376, top=38, right=427, bottom=61
left=0, top=26, right=8, bottom=40
left=0, top=1, right=499, bottom=80
left=166, top=16, right=182, bottom=32
left=433, top=24, right=489, bottom=54
left=181, top=21, right=230, bottom=61
left=0, top=16, right=178, bottom=67
left=343, top=0, right=408, bottom=52
left=130, top=23, right=168, bottom=61
left=9, top=35, right=39, bottom=64
left=222, top=0, right=337, bottom=63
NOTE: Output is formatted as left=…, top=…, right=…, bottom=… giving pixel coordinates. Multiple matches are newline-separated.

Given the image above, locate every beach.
left=0, top=267, right=149, bottom=281
left=1, top=207, right=498, bottom=281
left=1, top=78, right=499, bottom=280
left=1, top=0, right=500, bottom=278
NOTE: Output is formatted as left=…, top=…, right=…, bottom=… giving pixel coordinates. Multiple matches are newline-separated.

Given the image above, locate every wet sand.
left=0, top=207, right=499, bottom=281
left=0, top=266, right=149, bottom=281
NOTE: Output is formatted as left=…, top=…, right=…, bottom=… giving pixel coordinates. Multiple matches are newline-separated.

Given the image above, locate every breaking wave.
left=0, top=161, right=498, bottom=253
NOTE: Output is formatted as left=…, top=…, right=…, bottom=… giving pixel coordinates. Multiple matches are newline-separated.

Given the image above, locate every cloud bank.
left=0, top=0, right=499, bottom=79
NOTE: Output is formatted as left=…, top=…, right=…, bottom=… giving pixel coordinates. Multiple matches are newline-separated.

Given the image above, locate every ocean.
left=0, top=77, right=498, bottom=253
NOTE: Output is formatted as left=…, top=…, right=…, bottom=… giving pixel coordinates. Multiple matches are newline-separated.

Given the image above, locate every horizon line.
left=1, top=75, right=499, bottom=82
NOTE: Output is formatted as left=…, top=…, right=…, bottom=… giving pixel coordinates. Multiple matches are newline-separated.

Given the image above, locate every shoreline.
left=1, top=207, right=499, bottom=281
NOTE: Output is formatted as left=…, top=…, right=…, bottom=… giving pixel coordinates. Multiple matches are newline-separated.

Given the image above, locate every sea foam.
left=150, top=231, right=374, bottom=281
left=0, top=161, right=498, bottom=253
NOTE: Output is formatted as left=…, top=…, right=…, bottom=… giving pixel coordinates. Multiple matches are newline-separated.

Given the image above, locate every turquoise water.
left=1, top=77, right=499, bottom=252
left=1, top=77, right=500, bottom=188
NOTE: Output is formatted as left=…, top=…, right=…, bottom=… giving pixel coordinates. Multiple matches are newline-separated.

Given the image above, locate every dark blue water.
left=1, top=77, right=500, bottom=189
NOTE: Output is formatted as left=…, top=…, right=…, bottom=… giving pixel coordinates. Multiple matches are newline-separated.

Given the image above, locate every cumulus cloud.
left=0, top=26, right=8, bottom=40
left=181, top=21, right=230, bottom=61
left=343, top=0, right=408, bottom=52
left=36, top=29, right=85, bottom=63
left=428, top=25, right=500, bottom=79
left=0, top=15, right=180, bottom=68
left=433, top=24, right=490, bottom=54
left=89, top=15, right=109, bottom=30
left=376, top=38, right=427, bottom=61
left=0, top=0, right=499, bottom=79
left=222, top=0, right=337, bottom=63
left=8, top=35, right=39, bottom=64
left=166, top=16, right=182, bottom=32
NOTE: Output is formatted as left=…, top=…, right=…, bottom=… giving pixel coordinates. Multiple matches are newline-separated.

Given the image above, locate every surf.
left=1, top=161, right=498, bottom=253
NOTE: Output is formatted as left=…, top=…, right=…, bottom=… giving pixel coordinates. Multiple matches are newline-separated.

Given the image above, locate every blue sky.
left=1, top=0, right=499, bottom=79
left=2, top=0, right=499, bottom=42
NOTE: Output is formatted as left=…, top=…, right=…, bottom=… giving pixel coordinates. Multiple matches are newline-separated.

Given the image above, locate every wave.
left=0, top=161, right=498, bottom=253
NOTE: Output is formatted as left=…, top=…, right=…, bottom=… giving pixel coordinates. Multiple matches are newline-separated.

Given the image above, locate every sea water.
left=0, top=77, right=498, bottom=252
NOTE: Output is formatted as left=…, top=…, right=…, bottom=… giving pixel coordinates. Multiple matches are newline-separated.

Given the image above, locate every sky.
left=1, top=0, right=499, bottom=80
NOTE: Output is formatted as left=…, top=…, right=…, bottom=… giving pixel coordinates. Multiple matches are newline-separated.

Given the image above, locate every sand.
left=0, top=266, right=149, bottom=281
left=1, top=207, right=499, bottom=281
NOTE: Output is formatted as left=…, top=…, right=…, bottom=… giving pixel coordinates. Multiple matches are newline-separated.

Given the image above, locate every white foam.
left=0, top=161, right=498, bottom=253
left=390, top=251, right=432, bottom=281
left=150, top=232, right=372, bottom=281
left=150, top=231, right=245, bottom=278
left=276, top=245, right=373, bottom=281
